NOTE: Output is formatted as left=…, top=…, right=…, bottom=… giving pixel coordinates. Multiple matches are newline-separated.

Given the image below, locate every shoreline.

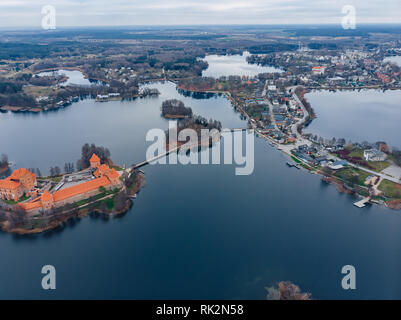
left=176, top=83, right=401, bottom=210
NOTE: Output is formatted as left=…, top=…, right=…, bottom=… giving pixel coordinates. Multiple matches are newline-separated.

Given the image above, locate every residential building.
left=364, top=149, right=387, bottom=162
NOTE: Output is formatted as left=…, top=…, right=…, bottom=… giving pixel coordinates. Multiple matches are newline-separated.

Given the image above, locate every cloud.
left=0, top=0, right=399, bottom=27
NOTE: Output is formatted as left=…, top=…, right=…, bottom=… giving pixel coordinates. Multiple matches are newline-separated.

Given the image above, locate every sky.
left=0, top=0, right=400, bottom=27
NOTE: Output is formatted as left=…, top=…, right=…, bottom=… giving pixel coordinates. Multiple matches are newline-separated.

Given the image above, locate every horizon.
left=2, top=23, right=401, bottom=31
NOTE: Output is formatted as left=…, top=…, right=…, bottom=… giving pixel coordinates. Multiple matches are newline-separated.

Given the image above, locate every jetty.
left=354, top=197, right=371, bottom=208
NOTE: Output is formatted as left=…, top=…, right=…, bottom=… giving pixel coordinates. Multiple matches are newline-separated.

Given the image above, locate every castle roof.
left=10, top=168, right=35, bottom=180
left=0, top=179, right=20, bottom=190
left=52, top=176, right=111, bottom=203
left=94, top=163, right=109, bottom=177
left=19, top=198, right=42, bottom=211
left=106, top=168, right=119, bottom=180
left=0, top=168, right=35, bottom=190
left=41, top=190, right=53, bottom=202
left=90, top=153, right=100, bottom=163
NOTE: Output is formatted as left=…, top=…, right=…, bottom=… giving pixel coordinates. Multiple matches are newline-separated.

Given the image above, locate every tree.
left=322, top=166, right=332, bottom=177
left=114, top=191, right=128, bottom=212
left=349, top=175, right=359, bottom=188
left=77, top=143, right=111, bottom=170
left=64, top=162, right=74, bottom=174
left=7, top=206, right=27, bottom=229
left=54, top=166, right=61, bottom=176
left=0, top=154, right=8, bottom=168
left=338, top=138, right=346, bottom=146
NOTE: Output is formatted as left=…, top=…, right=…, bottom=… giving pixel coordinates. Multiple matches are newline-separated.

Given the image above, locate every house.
left=295, top=152, right=317, bottom=166
left=312, top=66, right=326, bottom=75
left=328, top=160, right=348, bottom=170
left=364, top=149, right=387, bottom=162
left=298, top=144, right=311, bottom=153
left=315, top=156, right=328, bottom=165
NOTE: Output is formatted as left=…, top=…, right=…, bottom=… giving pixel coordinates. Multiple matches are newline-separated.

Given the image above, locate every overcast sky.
left=0, top=0, right=400, bottom=27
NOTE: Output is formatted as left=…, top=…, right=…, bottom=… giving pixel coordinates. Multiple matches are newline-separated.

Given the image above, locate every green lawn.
left=349, top=149, right=364, bottom=158
left=368, top=161, right=391, bottom=172
left=378, top=180, right=401, bottom=199
left=334, top=167, right=370, bottom=187
left=2, top=199, right=17, bottom=205
left=1, top=194, right=30, bottom=205
left=291, top=156, right=301, bottom=164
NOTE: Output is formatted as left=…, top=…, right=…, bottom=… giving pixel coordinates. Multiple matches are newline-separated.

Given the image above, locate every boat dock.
left=354, top=197, right=371, bottom=208
left=286, top=161, right=300, bottom=169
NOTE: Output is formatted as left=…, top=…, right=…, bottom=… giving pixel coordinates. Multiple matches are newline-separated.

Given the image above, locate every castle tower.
left=90, top=153, right=101, bottom=169
left=41, top=191, right=54, bottom=211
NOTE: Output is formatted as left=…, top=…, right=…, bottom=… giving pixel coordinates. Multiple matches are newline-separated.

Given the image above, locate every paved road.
left=291, top=91, right=309, bottom=140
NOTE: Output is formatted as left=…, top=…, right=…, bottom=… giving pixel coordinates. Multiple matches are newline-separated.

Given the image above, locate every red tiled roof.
left=0, top=168, right=35, bottom=190
left=94, top=164, right=109, bottom=177
left=52, top=176, right=111, bottom=203
left=19, top=198, right=42, bottom=211
left=90, top=153, right=100, bottom=163
left=106, top=168, right=119, bottom=180
left=41, top=190, right=53, bottom=202
left=0, top=179, right=20, bottom=190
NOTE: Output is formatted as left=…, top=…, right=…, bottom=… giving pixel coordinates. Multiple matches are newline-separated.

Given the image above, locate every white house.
left=364, top=149, right=387, bottom=162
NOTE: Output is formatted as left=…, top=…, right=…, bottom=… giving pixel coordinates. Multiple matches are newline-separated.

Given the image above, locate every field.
left=334, top=167, right=370, bottom=186
left=23, top=85, right=57, bottom=98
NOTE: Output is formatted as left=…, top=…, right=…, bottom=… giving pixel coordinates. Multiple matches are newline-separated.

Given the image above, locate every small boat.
left=286, top=161, right=295, bottom=167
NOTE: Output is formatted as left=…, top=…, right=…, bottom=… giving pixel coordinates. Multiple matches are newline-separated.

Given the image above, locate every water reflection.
left=304, top=89, right=401, bottom=148
left=202, top=51, right=283, bottom=78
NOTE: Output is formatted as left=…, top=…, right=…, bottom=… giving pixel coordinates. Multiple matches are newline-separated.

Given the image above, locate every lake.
left=37, top=69, right=92, bottom=86
left=202, top=51, right=283, bottom=78
left=0, top=81, right=245, bottom=174
left=1, top=82, right=401, bottom=299
left=304, top=89, right=401, bottom=149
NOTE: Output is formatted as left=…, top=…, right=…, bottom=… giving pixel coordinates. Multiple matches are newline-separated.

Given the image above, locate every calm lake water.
left=1, top=82, right=401, bottom=299
left=37, top=69, right=92, bottom=86
left=304, top=90, right=401, bottom=148
left=202, top=51, right=282, bottom=78
left=0, top=81, right=245, bottom=174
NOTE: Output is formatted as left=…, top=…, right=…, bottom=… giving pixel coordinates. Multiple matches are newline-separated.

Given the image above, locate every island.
left=0, top=145, right=145, bottom=234
left=161, top=99, right=193, bottom=119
